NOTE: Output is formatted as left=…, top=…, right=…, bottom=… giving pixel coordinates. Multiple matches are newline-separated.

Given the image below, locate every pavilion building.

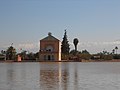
left=39, top=33, right=61, bottom=61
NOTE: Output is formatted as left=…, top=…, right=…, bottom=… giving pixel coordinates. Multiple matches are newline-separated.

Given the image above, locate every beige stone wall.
left=39, top=53, right=59, bottom=61
left=58, top=41, right=61, bottom=61
left=39, top=39, right=61, bottom=61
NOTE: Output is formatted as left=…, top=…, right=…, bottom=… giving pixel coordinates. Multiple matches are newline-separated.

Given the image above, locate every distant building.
left=39, top=32, right=61, bottom=61
left=17, top=55, right=21, bottom=62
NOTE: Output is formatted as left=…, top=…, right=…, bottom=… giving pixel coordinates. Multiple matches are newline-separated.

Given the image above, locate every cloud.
left=18, top=43, right=38, bottom=49
left=0, top=40, right=120, bottom=54
left=15, top=42, right=39, bottom=52
left=68, top=40, right=120, bottom=48
left=79, top=41, right=120, bottom=47
left=69, top=40, right=120, bottom=53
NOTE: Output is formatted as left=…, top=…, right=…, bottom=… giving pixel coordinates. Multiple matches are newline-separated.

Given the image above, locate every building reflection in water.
left=39, top=62, right=79, bottom=90
left=0, top=62, right=80, bottom=90
left=1, top=62, right=120, bottom=90
left=39, top=62, right=69, bottom=90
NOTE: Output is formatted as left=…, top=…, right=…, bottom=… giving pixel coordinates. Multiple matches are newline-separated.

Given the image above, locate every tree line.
left=0, top=46, right=39, bottom=61
left=61, top=30, right=120, bottom=61
left=0, top=30, right=120, bottom=61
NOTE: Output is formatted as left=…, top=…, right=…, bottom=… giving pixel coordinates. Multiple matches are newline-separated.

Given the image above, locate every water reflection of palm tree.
left=74, top=63, right=78, bottom=90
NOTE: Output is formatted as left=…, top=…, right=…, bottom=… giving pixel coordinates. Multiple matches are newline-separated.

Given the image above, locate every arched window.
left=46, top=45, right=54, bottom=52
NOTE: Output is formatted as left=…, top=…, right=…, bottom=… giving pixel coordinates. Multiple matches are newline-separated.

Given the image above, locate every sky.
left=0, top=0, right=120, bottom=54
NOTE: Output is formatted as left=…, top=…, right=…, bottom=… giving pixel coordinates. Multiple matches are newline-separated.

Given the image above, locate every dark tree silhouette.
left=81, top=50, right=90, bottom=54
left=61, top=30, right=70, bottom=54
left=112, top=49, right=115, bottom=54
left=6, top=46, right=16, bottom=60
left=73, top=38, right=79, bottom=52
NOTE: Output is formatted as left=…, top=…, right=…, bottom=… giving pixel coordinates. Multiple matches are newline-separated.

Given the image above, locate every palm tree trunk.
left=75, top=46, right=77, bottom=52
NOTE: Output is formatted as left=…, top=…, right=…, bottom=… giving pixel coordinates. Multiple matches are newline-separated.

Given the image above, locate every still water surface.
left=0, top=62, right=120, bottom=90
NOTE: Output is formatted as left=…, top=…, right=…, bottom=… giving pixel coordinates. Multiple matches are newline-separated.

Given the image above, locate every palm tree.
left=73, top=38, right=79, bottom=52
left=6, top=46, right=16, bottom=60
left=115, top=46, right=118, bottom=54
left=112, top=49, right=115, bottom=54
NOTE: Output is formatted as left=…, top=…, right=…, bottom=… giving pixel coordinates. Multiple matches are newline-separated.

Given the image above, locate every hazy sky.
left=0, top=0, right=120, bottom=53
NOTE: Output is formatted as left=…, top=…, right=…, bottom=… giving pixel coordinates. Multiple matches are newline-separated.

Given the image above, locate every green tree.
left=34, top=52, right=39, bottom=59
left=79, top=53, right=91, bottom=60
left=6, top=46, right=16, bottom=60
left=73, top=38, right=79, bottom=52
left=70, top=49, right=80, bottom=56
left=20, top=50, right=27, bottom=60
left=80, top=50, right=91, bottom=60
left=81, top=50, right=90, bottom=54
left=61, top=30, right=70, bottom=54
left=112, top=49, right=115, bottom=54
left=27, top=52, right=35, bottom=60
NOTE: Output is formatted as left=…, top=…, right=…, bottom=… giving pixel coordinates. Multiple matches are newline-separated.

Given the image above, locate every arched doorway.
left=48, top=55, right=51, bottom=60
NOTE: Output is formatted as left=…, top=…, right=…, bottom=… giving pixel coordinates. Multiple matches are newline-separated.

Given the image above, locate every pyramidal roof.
left=41, top=32, right=60, bottom=41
